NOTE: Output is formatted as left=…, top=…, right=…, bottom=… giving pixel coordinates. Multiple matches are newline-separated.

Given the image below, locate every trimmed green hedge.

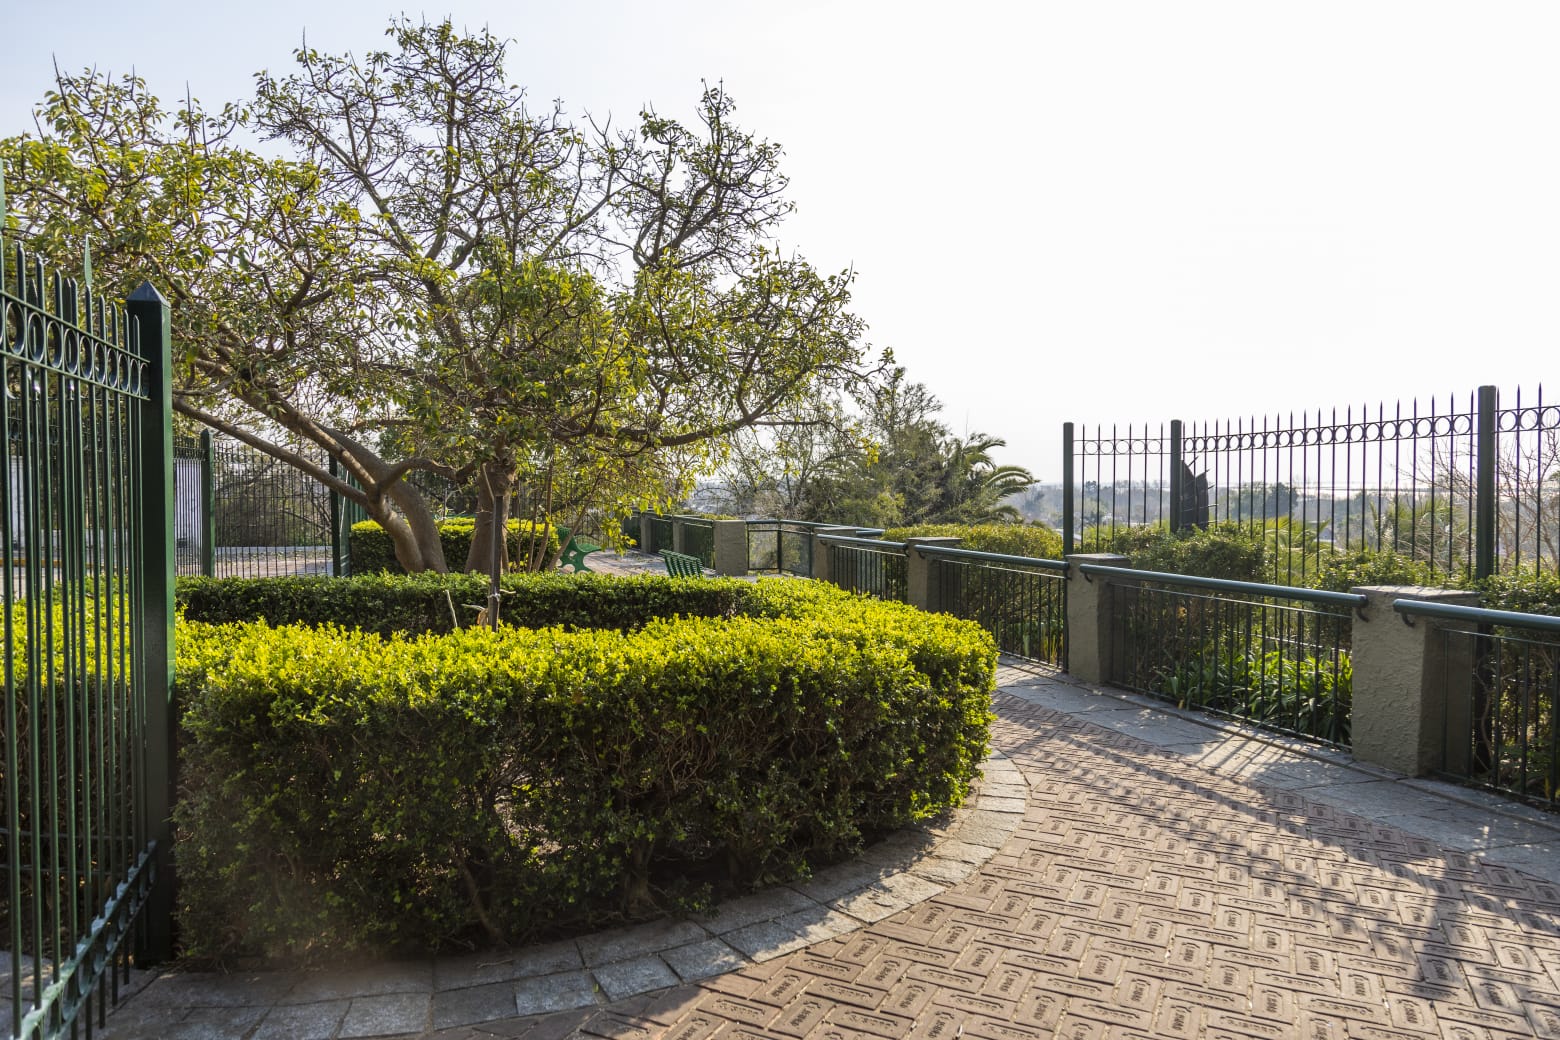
left=176, top=572, right=757, bottom=635
left=174, top=576, right=995, bottom=961
left=349, top=517, right=562, bottom=573
left=884, top=523, right=1063, bottom=560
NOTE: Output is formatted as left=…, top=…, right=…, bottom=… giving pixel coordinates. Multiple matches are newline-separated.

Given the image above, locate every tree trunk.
left=330, top=431, right=449, bottom=573
left=466, top=460, right=516, bottom=574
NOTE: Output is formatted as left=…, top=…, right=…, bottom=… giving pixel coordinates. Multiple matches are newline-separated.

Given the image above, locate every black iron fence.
left=1081, top=564, right=1362, bottom=747
left=822, top=535, right=907, bottom=602
left=747, top=519, right=815, bottom=576
left=924, top=546, right=1067, bottom=666
left=1397, top=599, right=1560, bottom=811
left=680, top=517, right=715, bottom=568
left=3, top=210, right=175, bottom=1039
left=1066, top=385, right=1559, bottom=585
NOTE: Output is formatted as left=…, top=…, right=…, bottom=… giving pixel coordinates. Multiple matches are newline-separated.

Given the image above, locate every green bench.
left=659, top=549, right=706, bottom=578
left=559, top=532, right=602, bottom=572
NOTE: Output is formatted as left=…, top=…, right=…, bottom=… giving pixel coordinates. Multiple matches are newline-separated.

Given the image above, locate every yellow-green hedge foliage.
left=174, top=576, right=995, bottom=961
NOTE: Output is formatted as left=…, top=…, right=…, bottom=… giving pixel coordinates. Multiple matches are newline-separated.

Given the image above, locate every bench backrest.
left=659, top=549, right=705, bottom=578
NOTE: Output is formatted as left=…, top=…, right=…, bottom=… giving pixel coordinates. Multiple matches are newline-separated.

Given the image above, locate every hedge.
left=884, top=523, right=1063, bottom=561
left=349, top=517, right=562, bottom=574
left=173, top=576, right=996, bottom=961
left=176, top=572, right=759, bottom=635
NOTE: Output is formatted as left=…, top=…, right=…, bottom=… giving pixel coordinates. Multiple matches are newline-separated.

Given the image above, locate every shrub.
left=1100, top=523, right=1267, bottom=582
left=1474, top=569, right=1560, bottom=615
left=1309, top=548, right=1438, bottom=593
left=173, top=576, right=995, bottom=962
left=349, top=517, right=562, bottom=574
left=884, top=523, right=1063, bottom=560
left=176, top=572, right=757, bottom=635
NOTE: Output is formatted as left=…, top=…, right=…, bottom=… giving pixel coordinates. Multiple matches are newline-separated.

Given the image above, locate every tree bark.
left=466, top=459, right=516, bottom=575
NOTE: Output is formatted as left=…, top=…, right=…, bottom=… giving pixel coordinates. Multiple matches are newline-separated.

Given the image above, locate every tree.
left=1, top=20, right=878, bottom=573
left=710, top=368, right=1033, bottom=527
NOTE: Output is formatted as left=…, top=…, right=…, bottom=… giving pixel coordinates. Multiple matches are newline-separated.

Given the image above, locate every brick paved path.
left=92, top=662, right=1560, bottom=1039
left=451, top=687, right=1560, bottom=1039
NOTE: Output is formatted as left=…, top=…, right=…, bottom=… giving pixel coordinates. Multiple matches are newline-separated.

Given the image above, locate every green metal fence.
left=924, top=546, right=1068, bottom=666
left=1065, top=384, right=1560, bottom=586
left=171, top=430, right=345, bottom=578
left=1083, top=563, right=1363, bottom=747
left=822, top=535, right=907, bottom=602
left=2, top=182, right=175, bottom=1039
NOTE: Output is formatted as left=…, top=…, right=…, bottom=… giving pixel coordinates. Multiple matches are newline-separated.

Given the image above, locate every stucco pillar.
left=905, top=537, right=962, bottom=611
left=1065, top=553, right=1129, bottom=685
left=810, top=527, right=860, bottom=586
left=1350, top=585, right=1481, bottom=777
left=712, top=520, right=749, bottom=577
left=672, top=516, right=687, bottom=554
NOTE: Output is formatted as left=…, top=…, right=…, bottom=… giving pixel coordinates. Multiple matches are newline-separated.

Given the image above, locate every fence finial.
left=83, top=235, right=93, bottom=289
left=0, top=163, right=7, bottom=228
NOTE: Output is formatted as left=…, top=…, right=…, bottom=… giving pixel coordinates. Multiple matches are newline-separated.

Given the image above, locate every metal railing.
left=3, top=207, right=175, bottom=1039
left=169, top=430, right=355, bottom=579
left=1080, top=564, right=1364, bottom=747
left=1065, top=384, right=1560, bottom=585
left=922, top=546, right=1068, bottom=666
left=678, top=516, right=715, bottom=568
left=821, top=535, right=907, bottom=602
left=1396, top=599, right=1560, bottom=810
left=747, top=519, right=816, bottom=576
left=648, top=515, right=675, bottom=557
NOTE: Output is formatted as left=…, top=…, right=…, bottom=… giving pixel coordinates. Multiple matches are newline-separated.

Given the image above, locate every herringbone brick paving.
left=452, top=687, right=1560, bottom=1040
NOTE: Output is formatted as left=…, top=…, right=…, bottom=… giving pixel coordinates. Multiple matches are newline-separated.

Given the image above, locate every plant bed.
left=173, top=575, right=995, bottom=962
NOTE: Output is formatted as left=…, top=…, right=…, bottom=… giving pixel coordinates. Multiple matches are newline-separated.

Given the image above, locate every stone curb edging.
left=113, top=752, right=1027, bottom=1038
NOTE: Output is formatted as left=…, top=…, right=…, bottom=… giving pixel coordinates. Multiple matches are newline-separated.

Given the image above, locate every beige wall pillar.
left=1065, top=553, right=1130, bottom=685
left=712, top=520, right=749, bottom=577
left=1351, top=585, right=1480, bottom=777
left=810, top=527, right=861, bottom=586
left=638, top=513, right=656, bottom=555
left=672, top=516, right=687, bottom=554
left=905, top=537, right=962, bottom=611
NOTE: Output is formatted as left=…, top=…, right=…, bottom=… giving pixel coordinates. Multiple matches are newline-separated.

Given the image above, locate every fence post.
left=329, top=456, right=345, bottom=577
left=639, top=512, right=657, bottom=555
left=905, top=536, right=961, bottom=611
left=1062, top=422, right=1075, bottom=556
left=1169, top=419, right=1184, bottom=535
left=127, top=282, right=177, bottom=962
left=810, top=526, right=857, bottom=586
left=1476, top=385, right=1497, bottom=581
left=199, top=429, right=216, bottom=577
left=712, top=519, right=748, bottom=576
left=1064, top=554, right=1128, bottom=685
left=1350, top=585, right=1480, bottom=776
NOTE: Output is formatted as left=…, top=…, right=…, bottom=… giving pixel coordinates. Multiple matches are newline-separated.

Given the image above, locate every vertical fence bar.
left=126, top=283, right=176, bottom=962
left=1062, top=423, right=1075, bottom=556
left=1169, top=419, right=1184, bottom=535
left=1476, top=385, right=1498, bottom=581
left=199, top=429, right=215, bottom=577
left=329, top=457, right=345, bottom=577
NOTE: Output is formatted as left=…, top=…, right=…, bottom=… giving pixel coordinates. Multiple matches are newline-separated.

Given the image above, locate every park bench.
left=558, top=532, right=602, bottom=572
left=659, top=549, right=706, bottom=578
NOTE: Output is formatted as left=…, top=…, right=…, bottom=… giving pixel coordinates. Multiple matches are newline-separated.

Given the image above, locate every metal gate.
left=3, top=184, right=175, bottom=1039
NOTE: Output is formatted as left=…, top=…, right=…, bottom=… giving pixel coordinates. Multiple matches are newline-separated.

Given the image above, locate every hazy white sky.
left=3, top=1, right=1553, bottom=478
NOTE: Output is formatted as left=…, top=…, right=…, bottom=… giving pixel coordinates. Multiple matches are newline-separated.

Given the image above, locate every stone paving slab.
left=92, top=659, right=1560, bottom=1039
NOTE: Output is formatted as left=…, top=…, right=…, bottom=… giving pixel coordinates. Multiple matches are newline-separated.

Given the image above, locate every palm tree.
left=930, top=434, right=1035, bottom=524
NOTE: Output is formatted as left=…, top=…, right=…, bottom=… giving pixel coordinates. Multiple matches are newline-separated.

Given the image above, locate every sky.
left=2, top=1, right=1554, bottom=481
